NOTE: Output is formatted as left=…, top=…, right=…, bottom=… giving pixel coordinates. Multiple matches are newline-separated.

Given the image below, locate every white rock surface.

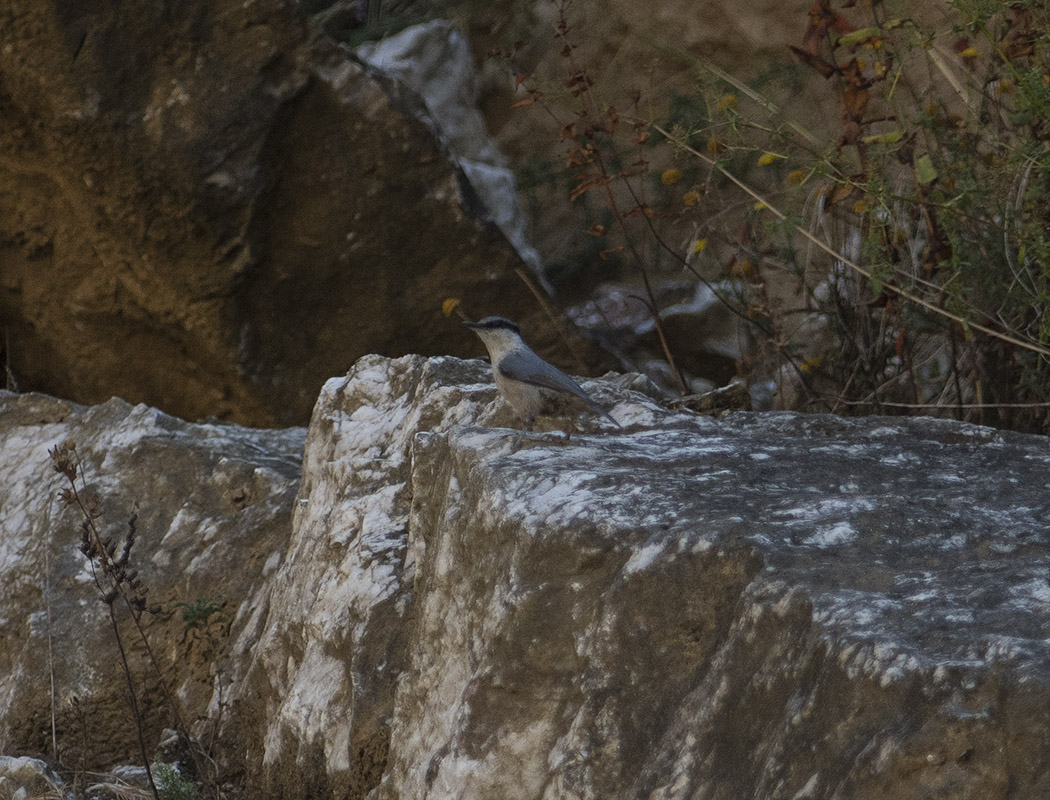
left=0, top=755, right=66, bottom=799
left=0, top=391, right=303, bottom=777
left=356, top=21, right=545, bottom=278
left=2, top=358, right=1050, bottom=799
left=375, top=408, right=1050, bottom=799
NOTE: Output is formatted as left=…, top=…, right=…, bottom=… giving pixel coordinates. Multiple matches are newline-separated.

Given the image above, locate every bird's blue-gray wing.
left=498, top=350, right=589, bottom=396
left=498, top=350, right=619, bottom=425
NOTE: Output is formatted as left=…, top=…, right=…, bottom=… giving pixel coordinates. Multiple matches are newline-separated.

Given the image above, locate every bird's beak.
left=463, top=321, right=482, bottom=330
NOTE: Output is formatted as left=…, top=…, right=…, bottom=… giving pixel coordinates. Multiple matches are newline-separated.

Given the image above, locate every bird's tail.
left=589, top=400, right=620, bottom=427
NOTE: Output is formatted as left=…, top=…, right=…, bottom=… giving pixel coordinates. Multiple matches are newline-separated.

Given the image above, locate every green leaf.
left=862, top=129, right=905, bottom=145
left=837, top=27, right=884, bottom=47
left=915, top=154, right=937, bottom=185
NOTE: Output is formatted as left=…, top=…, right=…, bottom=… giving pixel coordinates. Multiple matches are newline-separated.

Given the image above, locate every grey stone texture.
left=1, top=357, right=1049, bottom=798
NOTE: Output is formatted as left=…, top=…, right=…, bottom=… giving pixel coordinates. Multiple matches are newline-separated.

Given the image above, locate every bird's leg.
left=565, top=414, right=584, bottom=442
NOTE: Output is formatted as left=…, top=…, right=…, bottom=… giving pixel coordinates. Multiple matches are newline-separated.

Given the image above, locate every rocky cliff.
left=1, top=358, right=1049, bottom=798
left=0, top=1, right=563, bottom=428
left=0, top=0, right=844, bottom=430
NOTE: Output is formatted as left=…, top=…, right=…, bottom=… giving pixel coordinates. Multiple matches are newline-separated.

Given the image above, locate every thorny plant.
left=501, top=0, right=846, bottom=402
left=48, top=442, right=220, bottom=800
left=508, top=0, right=1050, bottom=433
left=723, top=0, right=1050, bottom=433
left=49, top=440, right=160, bottom=800
left=501, top=0, right=701, bottom=395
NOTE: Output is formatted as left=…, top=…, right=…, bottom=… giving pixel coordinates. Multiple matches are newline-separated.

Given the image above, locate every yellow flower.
left=707, top=138, right=726, bottom=156
left=757, top=152, right=781, bottom=166
left=661, top=168, right=682, bottom=185
left=682, top=189, right=701, bottom=207
left=852, top=199, right=869, bottom=214
left=441, top=298, right=462, bottom=318
left=692, top=238, right=708, bottom=253
left=800, top=356, right=822, bottom=373
left=716, top=93, right=738, bottom=111
left=959, top=46, right=979, bottom=59
left=730, top=259, right=756, bottom=279
left=753, top=201, right=767, bottom=211
left=786, top=169, right=807, bottom=186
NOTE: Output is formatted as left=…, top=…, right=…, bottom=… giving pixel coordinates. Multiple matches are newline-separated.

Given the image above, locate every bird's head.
left=464, top=316, right=525, bottom=359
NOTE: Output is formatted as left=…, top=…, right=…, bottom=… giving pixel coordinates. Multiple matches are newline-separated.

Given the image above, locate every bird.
left=464, top=316, right=619, bottom=431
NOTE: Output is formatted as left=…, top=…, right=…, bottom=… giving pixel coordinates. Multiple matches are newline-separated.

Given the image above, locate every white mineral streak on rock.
left=3, top=358, right=1050, bottom=799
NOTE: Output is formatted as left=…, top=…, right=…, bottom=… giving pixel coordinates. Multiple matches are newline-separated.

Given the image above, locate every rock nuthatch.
left=465, top=316, right=619, bottom=431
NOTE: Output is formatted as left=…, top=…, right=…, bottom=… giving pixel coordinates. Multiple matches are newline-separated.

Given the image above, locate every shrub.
left=515, top=0, right=1050, bottom=433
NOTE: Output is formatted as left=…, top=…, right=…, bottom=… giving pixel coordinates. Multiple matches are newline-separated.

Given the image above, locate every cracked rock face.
left=235, top=355, right=1050, bottom=799
left=224, top=353, right=668, bottom=798
left=379, top=408, right=1050, bottom=800
left=0, top=0, right=546, bottom=427
left=0, top=391, right=304, bottom=773
left=2, top=358, right=1050, bottom=799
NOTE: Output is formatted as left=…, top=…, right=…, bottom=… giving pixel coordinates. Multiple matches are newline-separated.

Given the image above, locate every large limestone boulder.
left=357, top=20, right=544, bottom=281
left=226, top=355, right=646, bottom=798
left=0, top=391, right=305, bottom=773
left=2, top=357, right=1050, bottom=799
left=385, top=410, right=1050, bottom=798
